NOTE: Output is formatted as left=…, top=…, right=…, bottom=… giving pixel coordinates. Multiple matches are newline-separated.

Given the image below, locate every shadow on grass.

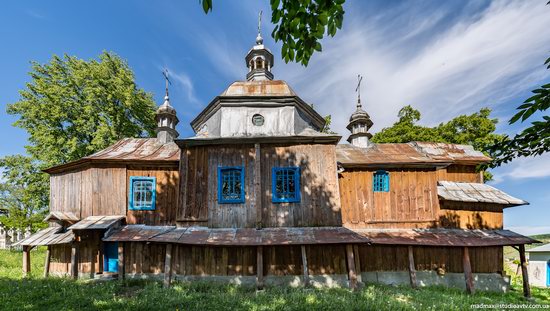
left=1, top=277, right=548, bottom=311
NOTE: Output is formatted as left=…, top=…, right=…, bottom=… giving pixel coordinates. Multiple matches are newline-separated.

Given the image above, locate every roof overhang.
left=177, top=135, right=341, bottom=147
left=14, top=226, right=74, bottom=247
left=43, top=158, right=179, bottom=174
left=437, top=181, right=528, bottom=207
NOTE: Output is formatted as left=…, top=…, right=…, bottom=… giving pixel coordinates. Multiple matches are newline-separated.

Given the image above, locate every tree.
left=0, top=155, right=49, bottom=231
left=488, top=56, right=550, bottom=167
left=372, top=105, right=505, bottom=181
left=7, top=51, right=157, bottom=168
left=200, top=0, right=345, bottom=66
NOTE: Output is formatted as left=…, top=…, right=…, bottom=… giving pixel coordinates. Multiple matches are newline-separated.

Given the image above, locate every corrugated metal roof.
left=104, top=225, right=370, bottom=246
left=437, top=181, right=528, bottom=206
left=526, top=243, right=550, bottom=253
left=68, top=215, right=125, bottom=230
left=412, top=142, right=491, bottom=164
left=336, top=143, right=447, bottom=167
left=44, top=211, right=80, bottom=222
left=354, top=228, right=538, bottom=247
left=14, top=226, right=74, bottom=247
left=221, top=80, right=297, bottom=97
left=44, top=138, right=180, bottom=173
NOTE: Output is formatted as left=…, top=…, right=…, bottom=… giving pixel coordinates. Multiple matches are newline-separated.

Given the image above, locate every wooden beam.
left=301, top=245, right=309, bottom=287
left=22, top=246, right=31, bottom=277
left=254, top=143, right=262, bottom=229
left=353, top=245, right=362, bottom=284
left=98, top=241, right=104, bottom=274
left=407, top=246, right=417, bottom=289
left=118, top=242, right=125, bottom=280
left=463, top=247, right=474, bottom=294
left=519, top=245, right=531, bottom=298
left=346, top=244, right=358, bottom=290
left=44, top=246, right=51, bottom=278
left=256, top=246, right=264, bottom=290
left=70, top=243, right=79, bottom=280
left=164, top=244, right=173, bottom=287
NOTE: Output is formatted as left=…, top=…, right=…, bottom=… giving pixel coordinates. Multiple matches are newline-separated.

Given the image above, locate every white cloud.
left=274, top=0, right=550, bottom=137
left=492, top=153, right=550, bottom=183
left=505, top=226, right=550, bottom=236
left=169, top=70, right=199, bottom=105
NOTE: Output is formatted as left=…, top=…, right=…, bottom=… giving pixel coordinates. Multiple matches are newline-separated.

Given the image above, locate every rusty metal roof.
left=68, top=215, right=125, bottom=230
left=353, top=228, right=538, bottom=247
left=44, top=138, right=180, bottom=173
left=336, top=142, right=491, bottom=168
left=336, top=143, right=448, bottom=168
left=103, top=225, right=370, bottom=246
left=411, top=142, right=491, bottom=164
left=14, top=226, right=74, bottom=247
left=44, top=211, right=80, bottom=222
left=221, top=80, right=297, bottom=97
left=438, top=181, right=528, bottom=207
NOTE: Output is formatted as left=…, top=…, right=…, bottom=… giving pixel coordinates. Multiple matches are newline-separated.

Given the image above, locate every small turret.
left=347, top=75, right=373, bottom=148
left=155, top=69, right=179, bottom=143
left=245, top=11, right=274, bottom=81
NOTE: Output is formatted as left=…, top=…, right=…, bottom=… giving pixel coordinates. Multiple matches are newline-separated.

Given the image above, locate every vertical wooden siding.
left=436, top=165, right=482, bottom=183
left=339, top=169, right=439, bottom=229
left=126, top=166, right=180, bottom=225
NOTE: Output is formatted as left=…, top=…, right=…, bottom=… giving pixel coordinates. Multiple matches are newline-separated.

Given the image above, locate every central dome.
left=221, top=80, right=297, bottom=97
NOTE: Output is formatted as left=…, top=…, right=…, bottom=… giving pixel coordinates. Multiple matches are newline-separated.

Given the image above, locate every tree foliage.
left=199, top=0, right=345, bottom=66
left=488, top=56, right=550, bottom=167
left=7, top=51, right=157, bottom=167
left=372, top=105, right=505, bottom=181
left=0, top=155, right=49, bottom=231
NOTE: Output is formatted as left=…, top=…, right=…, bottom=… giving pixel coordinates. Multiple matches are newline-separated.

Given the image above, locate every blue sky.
left=1, top=0, right=549, bottom=235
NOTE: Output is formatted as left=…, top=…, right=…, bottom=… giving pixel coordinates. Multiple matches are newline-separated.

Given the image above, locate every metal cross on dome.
left=162, top=68, right=172, bottom=97
left=258, top=10, right=262, bottom=36
left=355, top=74, right=363, bottom=108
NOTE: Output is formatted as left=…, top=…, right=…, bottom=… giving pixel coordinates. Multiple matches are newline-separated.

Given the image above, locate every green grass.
left=1, top=249, right=549, bottom=310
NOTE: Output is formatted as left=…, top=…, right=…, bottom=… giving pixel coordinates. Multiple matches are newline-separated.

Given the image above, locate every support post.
left=22, top=245, right=31, bottom=277
left=98, top=241, right=104, bottom=274
left=164, top=244, right=173, bottom=287
left=118, top=242, right=125, bottom=280
left=301, top=245, right=310, bottom=287
left=70, top=243, right=79, bottom=280
left=346, top=244, right=358, bottom=290
left=463, top=247, right=474, bottom=294
left=254, top=143, right=262, bottom=229
left=353, top=245, right=362, bottom=284
left=519, top=245, right=531, bottom=298
left=44, top=245, right=51, bottom=278
left=256, top=245, right=264, bottom=290
left=408, top=246, right=417, bottom=289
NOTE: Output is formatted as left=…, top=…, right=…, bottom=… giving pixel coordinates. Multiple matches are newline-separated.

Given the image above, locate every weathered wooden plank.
left=164, top=244, right=173, bottom=287
left=22, top=246, right=31, bottom=277
left=254, top=143, right=262, bottom=228
left=256, top=246, right=264, bottom=290
left=71, top=243, right=78, bottom=280
left=118, top=242, right=125, bottom=280
left=408, top=246, right=417, bottom=288
left=346, top=244, right=357, bottom=290
left=44, top=246, right=51, bottom=278
left=463, top=247, right=474, bottom=294
left=301, top=245, right=309, bottom=287
left=519, top=245, right=531, bottom=298
left=353, top=244, right=362, bottom=283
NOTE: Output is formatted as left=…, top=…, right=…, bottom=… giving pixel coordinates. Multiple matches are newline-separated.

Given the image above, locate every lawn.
left=1, top=248, right=549, bottom=310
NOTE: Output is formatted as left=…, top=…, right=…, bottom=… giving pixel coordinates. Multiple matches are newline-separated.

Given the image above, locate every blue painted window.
left=218, top=166, right=245, bottom=204
left=373, top=170, right=389, bottom=192
left=129, top=176, right=156, bottom=210
left=272, top=167, right=301, bottom=203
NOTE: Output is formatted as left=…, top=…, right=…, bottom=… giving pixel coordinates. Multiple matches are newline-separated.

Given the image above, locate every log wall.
left=436, top=165, right=483, bottom=183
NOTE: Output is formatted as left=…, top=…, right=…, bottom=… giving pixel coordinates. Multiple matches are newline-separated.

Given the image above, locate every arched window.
left=255, top=57, right=263, bottom=69
left=373, top=170, right=389, bottom=192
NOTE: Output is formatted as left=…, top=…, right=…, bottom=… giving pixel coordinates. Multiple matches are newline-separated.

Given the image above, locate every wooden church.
left=17, top=25, right=537, bottom=296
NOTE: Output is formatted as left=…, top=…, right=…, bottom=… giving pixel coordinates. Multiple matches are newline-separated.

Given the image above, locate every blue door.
left=104, top=242, right=118, bottom=273
left=547, top=260, right=550, bottom=287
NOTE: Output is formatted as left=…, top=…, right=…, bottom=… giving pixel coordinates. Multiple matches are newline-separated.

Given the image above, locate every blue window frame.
left=129, top=176, right=156, bottom=210
left=272, top=167, right=301, bottom=203
left=218, top=166, right=245, bottom=204
left=373, top=170, right=389, bottom=192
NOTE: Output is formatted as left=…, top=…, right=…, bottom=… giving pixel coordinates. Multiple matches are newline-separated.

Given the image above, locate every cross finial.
left=355, top=74, right=363, bottom=109
left=256, top=11, right=263, bottom=45
left=162, top=68, right=171, bottom=98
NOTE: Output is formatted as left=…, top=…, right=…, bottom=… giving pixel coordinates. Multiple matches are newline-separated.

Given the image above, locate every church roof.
left=437, top=181, right=528, bottom=207
left=44, top=138, right=180, bottom=173
left=336, top=142, right=491, bottom=168
left=220, top=80, right=297, bottom=97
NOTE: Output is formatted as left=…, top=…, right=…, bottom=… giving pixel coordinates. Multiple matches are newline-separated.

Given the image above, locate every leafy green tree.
left=372, top=105, right=505, bottom=181
left=488, top=56, right=550, bottom=167
left=7, top=51, right=157, bottom=167
left=0, top=155, right=49, bottom=231
left=200, top=0, right=345, bottom=66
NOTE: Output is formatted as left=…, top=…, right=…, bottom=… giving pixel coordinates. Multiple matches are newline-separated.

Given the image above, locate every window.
left=129, top=176, right=156, bottom=210
left=373, top=170, right=389, bottom=192
left=218, top=166, right=245, bottom=204
left=272, top=167, right=301, bottom=203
